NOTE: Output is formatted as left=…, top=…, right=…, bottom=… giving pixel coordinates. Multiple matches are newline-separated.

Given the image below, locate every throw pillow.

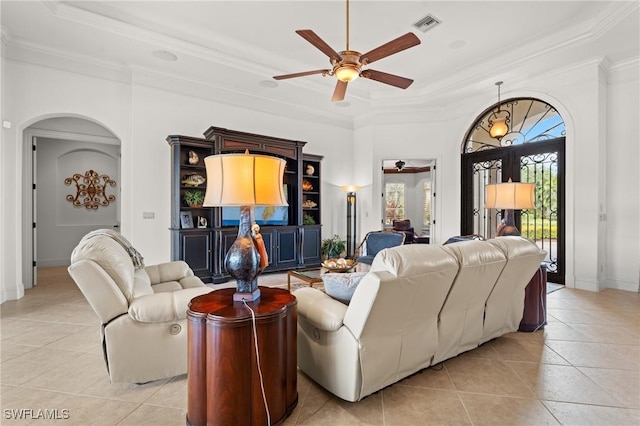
left=322, top=272, right=367, bottom=304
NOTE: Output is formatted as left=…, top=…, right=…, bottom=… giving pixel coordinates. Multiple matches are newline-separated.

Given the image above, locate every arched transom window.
left=464, top=98, right=565, bottom=153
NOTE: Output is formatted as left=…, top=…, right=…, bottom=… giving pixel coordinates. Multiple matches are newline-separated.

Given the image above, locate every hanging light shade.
left=489, top=117, right=509, bottom=139
left=488, top=81, right=511, bottom=140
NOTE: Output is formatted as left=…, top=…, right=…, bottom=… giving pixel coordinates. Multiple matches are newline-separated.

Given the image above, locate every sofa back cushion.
left=346, top=244, right=459, bottom=399
left=481, top=237, right=546, bottom=343
left=370, top=243, right=455, bottom=278
left=434, top=240, right=507, bottom=364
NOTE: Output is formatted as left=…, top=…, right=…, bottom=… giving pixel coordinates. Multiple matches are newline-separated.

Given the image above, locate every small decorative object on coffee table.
left=321, top=258, right=357, bottom=273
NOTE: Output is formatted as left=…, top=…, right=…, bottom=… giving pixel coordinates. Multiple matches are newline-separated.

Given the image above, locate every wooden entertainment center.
left=168, top=127, right=323, bottom=283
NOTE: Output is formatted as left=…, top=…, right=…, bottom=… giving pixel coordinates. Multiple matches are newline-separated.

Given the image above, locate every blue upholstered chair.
left=355, top=231, right=405, bottom=265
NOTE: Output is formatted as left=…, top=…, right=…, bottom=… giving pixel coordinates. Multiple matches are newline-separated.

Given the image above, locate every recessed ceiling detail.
left=152, top=50, right=177, bottom=62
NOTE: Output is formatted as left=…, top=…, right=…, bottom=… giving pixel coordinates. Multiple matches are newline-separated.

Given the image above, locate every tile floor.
left=1, top=267, right=639, bottom=425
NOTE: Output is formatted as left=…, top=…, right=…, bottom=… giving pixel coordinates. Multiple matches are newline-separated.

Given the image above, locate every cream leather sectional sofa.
left=294, top=236, right=546, bottom=402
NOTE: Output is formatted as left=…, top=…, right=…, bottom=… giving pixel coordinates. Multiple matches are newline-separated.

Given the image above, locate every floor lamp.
left=485, top=178, right=535, bottom=236
left=203, top=151, right=287, bottom=301
left=343, top=185, right=359, bottom=258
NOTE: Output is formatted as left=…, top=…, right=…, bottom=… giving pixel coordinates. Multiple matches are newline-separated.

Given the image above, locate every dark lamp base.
left=233, top=288, right=261, bottom=302
left=496, top=209, right=521, bottom=237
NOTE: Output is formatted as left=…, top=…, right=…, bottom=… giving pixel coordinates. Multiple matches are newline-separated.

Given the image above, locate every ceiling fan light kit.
left=273, top=0, right=421, bottom=102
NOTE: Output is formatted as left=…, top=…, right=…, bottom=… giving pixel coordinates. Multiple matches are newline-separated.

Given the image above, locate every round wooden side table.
left=186, top=286, right=297, bottom=426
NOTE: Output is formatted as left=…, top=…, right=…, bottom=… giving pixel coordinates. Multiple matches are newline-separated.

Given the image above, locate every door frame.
left=22, top=127, right=120, bottom=288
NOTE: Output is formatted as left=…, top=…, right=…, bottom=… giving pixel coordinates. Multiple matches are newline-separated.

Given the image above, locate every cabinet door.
left=260, top=231, right=275, bottom=271
left=275, top=228, right=298, bottom=268
left=181, top=231, right=211, bottom=282
left=301, top=225, right=321, bottom=266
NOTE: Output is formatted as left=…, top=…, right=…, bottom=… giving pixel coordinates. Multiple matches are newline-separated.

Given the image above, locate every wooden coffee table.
left=287, top=269, right=323, bottom=292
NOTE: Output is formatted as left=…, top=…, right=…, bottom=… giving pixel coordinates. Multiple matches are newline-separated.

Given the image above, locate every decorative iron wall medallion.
left=65, top=169, right=116, bottom=209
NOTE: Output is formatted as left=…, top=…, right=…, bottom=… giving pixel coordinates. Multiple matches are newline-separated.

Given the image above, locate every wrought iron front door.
left=461, top=138, right=565, bottom=284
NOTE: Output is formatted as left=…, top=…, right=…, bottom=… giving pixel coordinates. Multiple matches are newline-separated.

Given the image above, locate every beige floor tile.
left=568, top=323, right=640, bottom=345
left=577, top=366, right=640, bottom=409
left=79, top=375, right=170, bottom=403
left=511, top=362, right=620, bottom=406
left=40, top=393, right=139, bottom=425
left=1, top=319, right=47, bottom=342
left=145, top=374, right=188, bottom=409
left=0, top=347, right=80, bottom=385
left=3, top=321, right=87, bottom=347
left=118, top=403, right=186, bottom=426
left=293, top=378, right=383, bottom=425
left=542, top=321, right=594, bottom=342
left=542, top=400, right=640, bottom=426
left=550, top=308, right=632, bottom=327
left=455, top=339, right=501, bottom=359
left=1, top=384, right=70, bottom=424
left=394, top=364, right=455, bottom=390
left=459, top=392, right=560, bottom=425
left=545, top=340, right=639, bottom=370
left=0, top=342, right=39, bottom=362
left=489, top=333, right=570, bottom=364
left=22, top=352, right=106, bottom=394
left=44, top=325, right=102, bottom=353
left=444, top=356, right=535, bottom=398
left=382, top=386, right=471, bottom=425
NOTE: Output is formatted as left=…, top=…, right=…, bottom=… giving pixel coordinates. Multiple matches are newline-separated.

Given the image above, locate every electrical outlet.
left=143, top=212, right=155, bottom=219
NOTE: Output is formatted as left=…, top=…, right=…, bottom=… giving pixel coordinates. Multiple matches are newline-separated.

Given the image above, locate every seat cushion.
left=323, top=272, right=367, bottom=304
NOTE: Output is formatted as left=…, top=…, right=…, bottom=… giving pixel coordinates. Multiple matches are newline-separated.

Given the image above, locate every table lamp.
left=485, top=178, right=535, bottom=236
left=203, top=150, right=287, bottom=301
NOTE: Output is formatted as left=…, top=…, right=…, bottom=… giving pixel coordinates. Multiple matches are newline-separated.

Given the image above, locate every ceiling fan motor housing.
left=332, top=51, right=362, bottom=82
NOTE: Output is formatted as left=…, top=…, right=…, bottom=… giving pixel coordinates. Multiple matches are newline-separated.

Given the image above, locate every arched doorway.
left=461, top=98, right=565, bottom=284
left=22, top=117, right=121, bottom=288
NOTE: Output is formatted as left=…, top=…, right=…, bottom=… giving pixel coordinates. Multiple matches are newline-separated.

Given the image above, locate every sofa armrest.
left=128, top=286, right=211, bottom=322
left=144, top=261, right=194, bottom=284
left=294, top=287, right=348, bottom=331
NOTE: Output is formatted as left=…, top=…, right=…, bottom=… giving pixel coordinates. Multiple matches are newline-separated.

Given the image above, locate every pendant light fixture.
left=488, top=81, right=510, bottom=140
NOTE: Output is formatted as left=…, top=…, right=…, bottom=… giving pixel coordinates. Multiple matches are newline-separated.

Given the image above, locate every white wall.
left=0, top=60, right=352, bottom=302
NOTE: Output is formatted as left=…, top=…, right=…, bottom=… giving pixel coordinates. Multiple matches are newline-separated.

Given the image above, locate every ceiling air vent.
left=413, top=14, right=441, bottom=33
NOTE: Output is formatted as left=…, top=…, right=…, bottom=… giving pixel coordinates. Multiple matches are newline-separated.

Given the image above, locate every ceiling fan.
left=273, top=0, right=421, bottom=102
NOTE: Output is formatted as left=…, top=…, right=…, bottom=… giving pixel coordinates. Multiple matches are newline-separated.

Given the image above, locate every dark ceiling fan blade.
left=296, top=29, right=341, bottom=60
left=359, top=32, right=421, bottom=65
left=361, top=69, right=414, bottom=89
left=331, top=80, right=348, bottom=102
left=273, top=69, right=330, bottom=80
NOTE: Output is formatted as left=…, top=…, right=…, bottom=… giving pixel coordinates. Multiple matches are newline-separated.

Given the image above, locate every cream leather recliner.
left=68, top=229, right=212, bottom=383
left=295, top=236, right=545, bottom=402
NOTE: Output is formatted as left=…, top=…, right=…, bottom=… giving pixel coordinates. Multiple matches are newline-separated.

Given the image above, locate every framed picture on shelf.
left=196, top=216, right=208, bottom=228
left=180, top=211, right=194, bottom=229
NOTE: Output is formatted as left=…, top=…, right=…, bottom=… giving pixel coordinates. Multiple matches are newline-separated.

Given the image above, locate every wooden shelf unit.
left=168, top=127, right=323, bottom=283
